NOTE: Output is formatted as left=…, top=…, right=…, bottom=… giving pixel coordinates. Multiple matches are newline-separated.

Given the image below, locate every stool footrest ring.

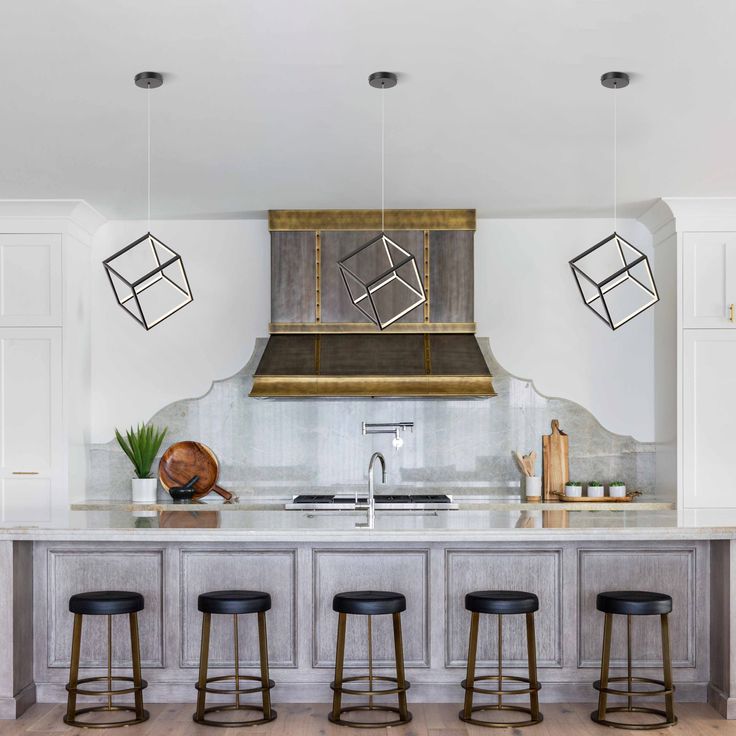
left=591, top=705, right=678, bottom=730
left=594, top=675, right=675, bottom=698
left=328, top=704, right=412, bottom=729
left=195, top=673, right=274, bottom=697
left=193, top=704, right=277, bottom=729
left=65, top=674, right=148, bottom=698
left=461, top=673, right=540, bottom=697
left=331, top=673, right=411, bottom=697
left=459, top=703, right=544, bottom=729
left=63, top=704, right=149, bottom=729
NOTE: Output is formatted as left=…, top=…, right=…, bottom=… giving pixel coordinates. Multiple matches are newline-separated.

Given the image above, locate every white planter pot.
left=587, top=485, right=605, bottom=498
left=609, top=485, right=627, bottom=498
left=132, top=478, right=158, bottom=504
left=524, top=476, right=542, bottom=500
left=564, top=484, right=582, bottom=497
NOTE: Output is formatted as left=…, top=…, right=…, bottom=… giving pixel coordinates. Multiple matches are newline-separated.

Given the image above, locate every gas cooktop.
left=285, top=493, right=457, bottom=510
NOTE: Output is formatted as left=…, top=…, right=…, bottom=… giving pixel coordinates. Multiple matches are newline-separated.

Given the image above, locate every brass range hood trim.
left=269, top=209, right=476, bottom=232
left=269, top=321, right=476, bottom=334
left=250, top=375, right=496, bottom=398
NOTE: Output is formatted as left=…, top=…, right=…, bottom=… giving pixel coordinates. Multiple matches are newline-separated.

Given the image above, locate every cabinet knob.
left=730, top=304, right=735, bottom=323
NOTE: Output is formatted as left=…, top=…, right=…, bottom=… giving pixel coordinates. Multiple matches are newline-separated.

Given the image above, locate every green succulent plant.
left=565, top=481, right=582, bottom=486
left=589, top=481, right=603, bottom=487
left=610, top=481, right=626, bottom=487
left=115, top=424, right=168, bottom=479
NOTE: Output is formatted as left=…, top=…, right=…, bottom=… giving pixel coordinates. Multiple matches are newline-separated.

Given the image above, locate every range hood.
left=250, top=209, right=495, bottom=398
left=251, top=334, right=494, bottom=397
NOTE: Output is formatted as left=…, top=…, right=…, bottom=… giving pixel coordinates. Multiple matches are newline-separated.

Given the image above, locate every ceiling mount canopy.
left=569, top=71, right=658, bottom=330
left=368, top=71, right=397, bottom=89
left=134, top=71, right=163, bottom=89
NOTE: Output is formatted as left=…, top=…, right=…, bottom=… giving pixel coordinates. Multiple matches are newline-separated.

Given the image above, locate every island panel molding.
left=577, top=546, right=700, bottom=668
left=45, top=547, right=165, bottom=668
left=444, top=548, right=563, bottom=668
left=178, top=548, right=297, bottom=668
left=311, top=548, right=430, bottom=668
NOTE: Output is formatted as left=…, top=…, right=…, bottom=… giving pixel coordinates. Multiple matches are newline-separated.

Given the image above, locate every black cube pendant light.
left=569, top=72, right=658, bottom=330
left=338, top=72, right=426, bottom=329
left=103, top=72, right=193, bottom=330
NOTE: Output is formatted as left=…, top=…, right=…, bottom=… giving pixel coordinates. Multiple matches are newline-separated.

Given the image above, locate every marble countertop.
left=1, top=507, right=735, bottom=542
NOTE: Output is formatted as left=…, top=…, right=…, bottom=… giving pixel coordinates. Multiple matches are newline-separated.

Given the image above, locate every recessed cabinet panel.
left=683, top=233, right=736, bottom=328
left=0, top=234, right=62, bottom=326
left=683, top=330, right=736, bottom=507
left=0, top=328, right=61, bottom=523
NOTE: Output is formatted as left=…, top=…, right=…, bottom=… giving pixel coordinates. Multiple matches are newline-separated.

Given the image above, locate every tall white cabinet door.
left=0, top=328, right=62, bottom=522
left=683, top=330, right=736, bottom=508
left=0, top=234, right=62, bottom=326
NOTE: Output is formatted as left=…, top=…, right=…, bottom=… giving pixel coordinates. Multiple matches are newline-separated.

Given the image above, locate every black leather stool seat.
left=465, top=590, right=539, bottom=615
left=69, top=591, right=143, bottom=615
left=198, top=590, right=271, bottom=615
left=333, top=590, right=406, bottom=615
left=597, top=590, right=672, bottom=616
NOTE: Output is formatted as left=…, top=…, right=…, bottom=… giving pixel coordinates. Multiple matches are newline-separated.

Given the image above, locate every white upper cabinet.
left=0, top=234, right=62, bottom=326
left=683, top=232, right=736, bottom=328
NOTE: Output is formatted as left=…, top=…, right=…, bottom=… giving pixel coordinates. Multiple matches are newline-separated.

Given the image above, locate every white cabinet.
left=683, top=232, right=736, bottom=328
left=0, top=328, right=62, bottom=522
left=683, top=330, right=736, bottom=508
left=0, top=234, right=62, bottom=326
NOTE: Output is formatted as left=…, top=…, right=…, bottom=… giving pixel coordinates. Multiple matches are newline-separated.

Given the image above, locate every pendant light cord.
left=613, top=80, right=617, bottom=233
left=381, top=81, right=385, bottom=233
left=147, top=82, right=151, bottom=233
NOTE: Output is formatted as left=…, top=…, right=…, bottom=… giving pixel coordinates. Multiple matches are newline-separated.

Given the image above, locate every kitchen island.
left=0, top=505, right=733, bottom=721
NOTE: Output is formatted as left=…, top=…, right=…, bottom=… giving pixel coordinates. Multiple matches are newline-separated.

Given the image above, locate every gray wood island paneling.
left=1, top=524, right=734, bottom=720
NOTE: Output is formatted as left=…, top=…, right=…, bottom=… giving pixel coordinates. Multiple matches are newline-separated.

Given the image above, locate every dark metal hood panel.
left=250, top=334, right=495, bottom=397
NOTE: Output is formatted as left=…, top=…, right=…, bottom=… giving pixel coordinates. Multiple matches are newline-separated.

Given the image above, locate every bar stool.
left=459, top=590, right=542, bottom=728
left=329, top=590, right=411, bottom=727
left=592, top=590, right=677, bottom=730
left=64, top=590, right=148, bottom=729
left=193, top=590, right=276, bottom=728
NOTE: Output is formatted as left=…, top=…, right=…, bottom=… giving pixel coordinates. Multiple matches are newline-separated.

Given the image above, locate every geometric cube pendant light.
left=570, top=231, right=658, bottom=330
left=570, top=71, right=658, bottom=329
left=339, top=71, right=426, bottom=329
left=104, top=71, right=193, bottom=329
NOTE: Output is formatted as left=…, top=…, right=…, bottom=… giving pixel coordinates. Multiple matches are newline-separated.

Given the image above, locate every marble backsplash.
left=87, top=338, right=656, bottom=501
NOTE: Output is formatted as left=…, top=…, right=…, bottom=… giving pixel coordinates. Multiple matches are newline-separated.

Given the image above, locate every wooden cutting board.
left=158, top=441, right=233, bottom=501
left=542, top=420, right=569, bottom=502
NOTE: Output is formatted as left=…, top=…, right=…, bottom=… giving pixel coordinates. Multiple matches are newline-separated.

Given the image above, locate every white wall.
left=91, top=217, right=655, bottom=443
left=475, top=219, right=654, bottom=441
left=91, top=220, right=270, bottom=443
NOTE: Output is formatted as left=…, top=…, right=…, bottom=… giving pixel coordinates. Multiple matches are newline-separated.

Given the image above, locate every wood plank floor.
left=5, top=702, right=736, bottom=735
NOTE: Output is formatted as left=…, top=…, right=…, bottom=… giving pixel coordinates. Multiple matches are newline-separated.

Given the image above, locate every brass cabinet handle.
left=12, top=471, right=39, bottom=475
left=730, top=304, right=735, bottom=323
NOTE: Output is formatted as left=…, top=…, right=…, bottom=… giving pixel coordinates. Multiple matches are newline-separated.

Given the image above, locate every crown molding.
left=0, top=199, right=107, bottom=237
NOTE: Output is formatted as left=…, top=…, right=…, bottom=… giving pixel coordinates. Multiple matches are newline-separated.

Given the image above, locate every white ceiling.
left=1, top=0, right=735, bottom=219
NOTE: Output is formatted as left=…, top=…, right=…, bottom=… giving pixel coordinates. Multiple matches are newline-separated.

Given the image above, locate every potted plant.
left=115, top=424, right=168, bottom=504
left=587, top=481, right=605, bottom=498
left=564, top=481, right=582, bottom=497
left=609, top=481, right=627, bottom=498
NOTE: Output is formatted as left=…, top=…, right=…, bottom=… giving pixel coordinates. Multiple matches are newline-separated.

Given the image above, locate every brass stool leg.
left=526, top=612, right=540, bottom=721
left=195, top=612, right=211, bottom=722
left=129, top=612, right=145, bottom=721
left=661, top=614, right=676, bottom=724
left=106, top=615, right=113, bottom=712
left=65, top=613, right=83, bottom=723
left=233, top=614, right=241, bottom=709
left=497, top=613, right=503, bottom=709
left=627, top=614, right=634, bottom=712
left=392, top=611, right=410, bottom=721
left=597, top=612, right=613, bottom=721
left=331, top=612, right=347, bottom=722
left=367, top=615, right=373, bottom=710
left=257, top=611, right=273, bottom=719
left=462, top=611, right=480, bottom=720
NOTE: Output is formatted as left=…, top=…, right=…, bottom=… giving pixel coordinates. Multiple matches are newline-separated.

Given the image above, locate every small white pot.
left=524, top=476, right=542, bottom=500
left=609, top=484, right=627, bottom=498
left=587, top=485, right=605, bottom=498
left=564, top=484, right=582, bottom=497
left=132, top=478, right=158, bottom=504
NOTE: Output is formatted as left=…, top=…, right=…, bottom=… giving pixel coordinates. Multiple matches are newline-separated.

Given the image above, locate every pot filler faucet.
left=356, top=422, right=414, bottom=528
